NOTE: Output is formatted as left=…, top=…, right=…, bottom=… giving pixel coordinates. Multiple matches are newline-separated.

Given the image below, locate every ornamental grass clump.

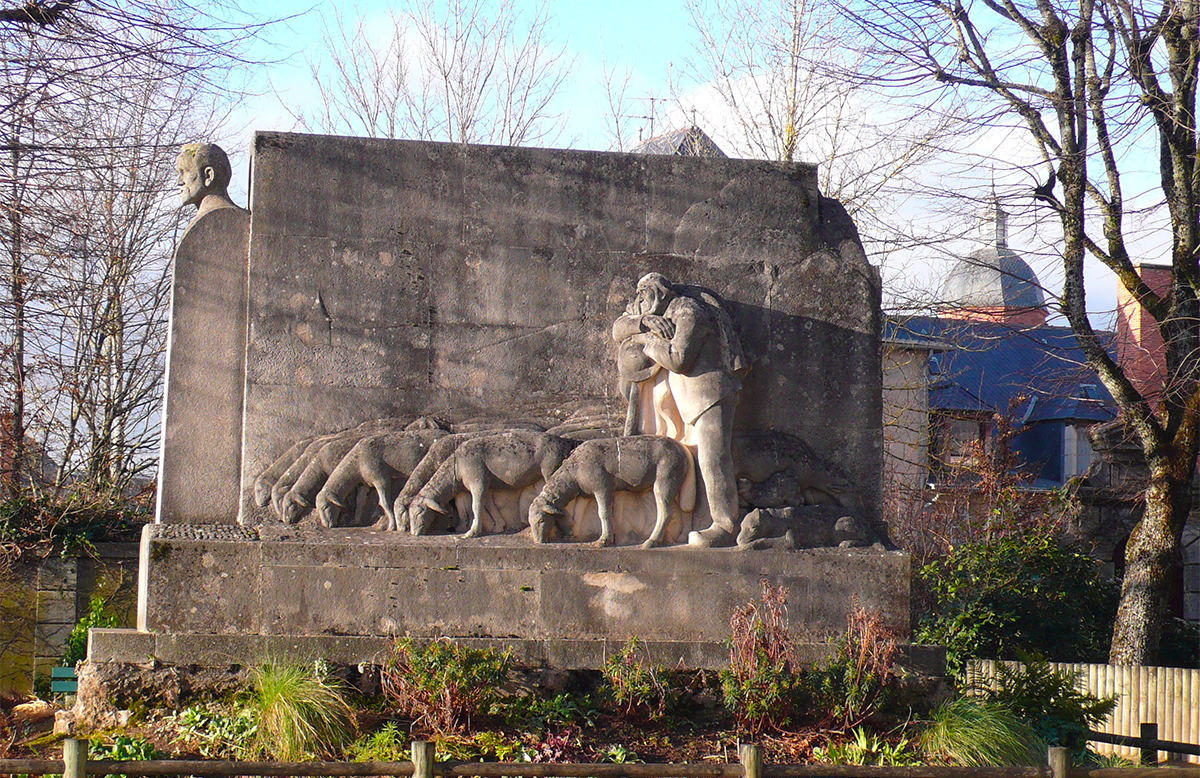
left=921, top=697, right=1045, bottom=766
left=249, top=660, right=356, bottom=760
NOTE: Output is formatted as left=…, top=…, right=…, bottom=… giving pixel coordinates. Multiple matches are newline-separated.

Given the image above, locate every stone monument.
left=86, top=132, right=926, bottom=681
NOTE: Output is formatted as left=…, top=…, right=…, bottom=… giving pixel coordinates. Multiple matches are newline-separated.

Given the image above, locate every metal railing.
left=5, top=741, right=1200, bottom=778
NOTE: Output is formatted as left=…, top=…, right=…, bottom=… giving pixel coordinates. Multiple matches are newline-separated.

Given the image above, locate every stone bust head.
left=176, top=143, right=239, bottom=218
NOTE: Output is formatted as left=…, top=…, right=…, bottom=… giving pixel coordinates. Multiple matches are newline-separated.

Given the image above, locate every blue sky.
left=230, top=0, right=694, bottom=153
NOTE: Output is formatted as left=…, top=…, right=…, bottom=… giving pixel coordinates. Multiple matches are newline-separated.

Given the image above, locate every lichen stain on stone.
left=201, top=553, right=215, bottom=569
left=295, top=322, right=314, bottom=344
left=379, top=251, right=395, bottom=268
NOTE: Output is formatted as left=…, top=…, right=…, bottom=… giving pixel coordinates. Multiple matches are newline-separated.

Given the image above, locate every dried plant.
left=809, top=606, right=898, bottom=729
left=720, top=580, right=800, bottom=734
left=381, top=638, right=510, bottom=736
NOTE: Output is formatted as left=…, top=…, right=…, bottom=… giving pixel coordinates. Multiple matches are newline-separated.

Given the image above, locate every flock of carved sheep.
left=250, top=413, right=874, bottom=550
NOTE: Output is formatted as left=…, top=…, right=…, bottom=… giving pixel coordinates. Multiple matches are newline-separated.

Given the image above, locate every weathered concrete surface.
left=157, top=207, right=250, bottom=523
left=135, top=523, right=909, bottom=649
left=88, top=629, right=944, bottom=675
left=237, top=132, right=882, bottom=525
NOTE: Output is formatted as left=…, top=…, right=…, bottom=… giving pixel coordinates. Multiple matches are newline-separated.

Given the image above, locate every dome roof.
left=942, top=246, right=1045, bottom=309
left=941, top=200, right=1045, bottom=310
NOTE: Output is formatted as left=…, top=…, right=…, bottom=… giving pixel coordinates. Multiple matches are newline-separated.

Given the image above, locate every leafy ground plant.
left=250, top=660, right=355, bottom=760
left=174, top=704, right=257, bottom=759
left=603, top=637, right=667, bottom=719
left=347, top=721, right=409, bottom=762
left=970, top=656, right=1116, bottom=751
left=89, top=734, right=159, bottom=778
left=382, top=638, right=511, bottom=736
left=496, top=692, right=600, bottom=731
left=434, top=730, right=525, bottom=761
left=598, top=743, right=643, bottom=763
left=808, top=606, right=898, bottom=729
left=921, top=697, right=1045, bottom=766
left=720, top=580, right=801, bottom=734
left=814, top=726, right=920, bottom=766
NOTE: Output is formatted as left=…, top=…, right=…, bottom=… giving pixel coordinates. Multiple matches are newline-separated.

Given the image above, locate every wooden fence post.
left=62, top=738, right=86, bottom=778
left=739, top=743, right=762, bottom=778
left=1048, top=746, right=1069, bottom=778
left=412, top=740, right=436, bottom=778
left=1140, top=722, right=1158, bottom=766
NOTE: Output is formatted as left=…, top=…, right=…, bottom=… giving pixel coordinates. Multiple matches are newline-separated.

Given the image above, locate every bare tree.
left=293, top=0, right=571, bottom=147
left=0, top=0, right=270, bottom=498
left=845, top=0, right=1199, bottom=664
left=599, top=54, right=638, bottom=152
left=676, top=0, right=962, bottom=236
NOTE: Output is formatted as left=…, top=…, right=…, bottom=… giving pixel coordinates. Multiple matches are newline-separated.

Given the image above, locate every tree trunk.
left=1108, top=466, right=1188, bottom=664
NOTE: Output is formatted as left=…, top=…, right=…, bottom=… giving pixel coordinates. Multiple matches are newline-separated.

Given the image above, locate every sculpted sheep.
left=278, top=435, right=368, bottom=523
left=408, top=431, right=578, bottom=538
left=253, top=437, right=315, bottom=509
left=270, top=434, right=345, bottom=517
left=313, top=428, right=450, bottom=528
left=390, top=431, right=495, bottom=532
left=262, top=416, right=436, bottom=516
left=735, top=506, right=879, bottom=550
left=528, top=435, right=691, bottom=548
left=278, top=420, right=447, bottom=524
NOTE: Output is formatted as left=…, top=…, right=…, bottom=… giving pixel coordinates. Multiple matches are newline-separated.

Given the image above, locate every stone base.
left=118, top=522, right=929, bottom=672
left=89, top=628, right=944, bottom=675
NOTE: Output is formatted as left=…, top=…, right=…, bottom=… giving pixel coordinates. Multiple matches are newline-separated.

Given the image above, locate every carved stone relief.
left=245, top=275, right=869, bottom=550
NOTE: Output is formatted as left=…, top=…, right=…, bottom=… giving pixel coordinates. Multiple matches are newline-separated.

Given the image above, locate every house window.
left=1063, top=423, right=1095, bottom=480
left=931, top=413, right=990, bottom=474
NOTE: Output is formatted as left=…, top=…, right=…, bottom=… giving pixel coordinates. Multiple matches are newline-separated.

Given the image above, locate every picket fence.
left=967, top=660, right=1200, bottom=764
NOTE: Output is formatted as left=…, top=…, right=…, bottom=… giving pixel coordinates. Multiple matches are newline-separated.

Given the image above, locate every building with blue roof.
left=884, top=197, right=1117, bottom=492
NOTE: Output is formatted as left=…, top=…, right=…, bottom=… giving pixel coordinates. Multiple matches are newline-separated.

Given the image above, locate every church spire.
left=979, top=186, right=1008, bottom=248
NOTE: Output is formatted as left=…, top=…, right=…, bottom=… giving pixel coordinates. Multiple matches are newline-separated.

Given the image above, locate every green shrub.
left=971, top=656, right=1116, bottom=751
left=916, top=530, right=1117, bottom=675
left=496, top=692, right=599, bottom=731
left=381, top=638, right=511, bottom=736
left=175, top=704, right=258, bottom=758
left=921, top=697, right=1045, bottom=766
left=808, top=607, right=898, bottom=728
left=719, top=581, right=801, bottom=734
left=64, top=595, right=120, bottom=666
left=249, top=661, right=355, bottom=760
left=602, top=637, right=667, bottom=719
left=1160, top=617, right=1200, bottom=668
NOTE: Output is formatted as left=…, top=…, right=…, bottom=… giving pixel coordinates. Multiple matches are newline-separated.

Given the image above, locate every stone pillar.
left=156, top=207, right=250, bottom=523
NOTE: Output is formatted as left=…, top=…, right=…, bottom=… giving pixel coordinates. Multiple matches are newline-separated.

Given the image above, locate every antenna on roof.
left=631, top=96, right=665, bottom=139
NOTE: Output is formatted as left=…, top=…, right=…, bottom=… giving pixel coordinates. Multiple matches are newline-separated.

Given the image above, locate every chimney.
left=1116, top=263, right=1171, bottom=402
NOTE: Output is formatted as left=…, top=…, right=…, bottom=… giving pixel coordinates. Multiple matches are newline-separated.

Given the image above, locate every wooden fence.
left=4, top=741, right=1200, bottom=778
left=967, top=661, right=1200, bottom=765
